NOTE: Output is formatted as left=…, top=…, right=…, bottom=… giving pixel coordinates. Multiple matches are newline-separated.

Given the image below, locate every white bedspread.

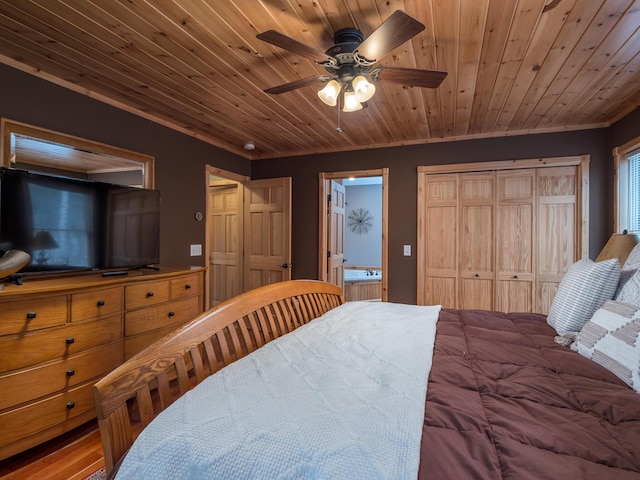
left=116, top=301, right=441, bottom=480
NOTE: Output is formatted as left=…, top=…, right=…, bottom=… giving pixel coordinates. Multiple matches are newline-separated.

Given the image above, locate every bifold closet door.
left=459, top=172, right=495, bottom=310
left=496, top=170, right=535, bottom=313
left=535, top=166, right=578, bottom=314
left=423, top=173, right=458, bottom=308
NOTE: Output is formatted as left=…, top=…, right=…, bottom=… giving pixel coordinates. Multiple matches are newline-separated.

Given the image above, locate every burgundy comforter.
left=418, top=308, right=640, bottom=479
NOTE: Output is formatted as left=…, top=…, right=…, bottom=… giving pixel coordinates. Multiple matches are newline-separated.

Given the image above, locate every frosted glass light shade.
left=318, top=80, right=341, bottom=106
left=343, top=90, right=363, bottom=112
left=352, top=75, right=376, bottom=102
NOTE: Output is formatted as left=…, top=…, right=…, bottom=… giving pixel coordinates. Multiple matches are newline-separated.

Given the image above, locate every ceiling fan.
left=256, top=10, right=447, bottom=112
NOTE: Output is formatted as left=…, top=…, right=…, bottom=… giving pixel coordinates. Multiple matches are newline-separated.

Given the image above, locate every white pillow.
left=575, top=300, right=640, bottom=392
left=547, top=258, right=620, bottom=334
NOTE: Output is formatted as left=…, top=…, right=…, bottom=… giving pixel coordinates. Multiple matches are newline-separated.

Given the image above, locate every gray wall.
left=0, top=64, right=250, bottom=267
left=610, top=107, right=640, bottom=148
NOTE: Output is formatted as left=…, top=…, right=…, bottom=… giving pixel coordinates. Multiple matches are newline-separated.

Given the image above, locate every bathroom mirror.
left=1, top=119, right=154, bottom=188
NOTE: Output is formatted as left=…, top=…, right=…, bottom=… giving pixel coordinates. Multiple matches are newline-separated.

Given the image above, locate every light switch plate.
left=403, top=245, right=411, bottom=256
left=190, top=244, right=202, bottom=256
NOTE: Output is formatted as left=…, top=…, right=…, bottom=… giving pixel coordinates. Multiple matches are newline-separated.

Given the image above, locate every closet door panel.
left=496, top=280, right=532, bottom=312
left=536, top=167, right=577, bottom=314
left=424, top=174, right=458, bottom=308
left=459, top=173, right=494, bottom=310
left=460, top=278, right=493, bottom=310
left=425, top=277, right=456, bottom=307
left=496, top=170, right=534, bottom=312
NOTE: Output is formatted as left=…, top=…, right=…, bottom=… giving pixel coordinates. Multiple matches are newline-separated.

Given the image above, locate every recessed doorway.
left=318, top=169, right=388, bottom=302
left=205, top=166, right=293, bottom=308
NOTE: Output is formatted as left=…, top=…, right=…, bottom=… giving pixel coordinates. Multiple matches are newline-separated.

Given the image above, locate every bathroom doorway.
left=318, top=169, right=388, bottom=302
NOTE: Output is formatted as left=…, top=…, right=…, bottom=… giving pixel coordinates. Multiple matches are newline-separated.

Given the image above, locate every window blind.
left=628, top=148, right=640, bottom=232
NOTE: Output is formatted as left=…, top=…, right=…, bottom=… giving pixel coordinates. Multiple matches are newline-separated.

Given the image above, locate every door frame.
left=204, top=165, right=250, bottom=308
left=318, top=168, right=389, bottom=301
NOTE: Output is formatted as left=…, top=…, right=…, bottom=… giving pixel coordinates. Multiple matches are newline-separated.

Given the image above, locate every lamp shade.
left=32, top=230, right=59, bottom=250
left=318, top=80, right=341, bottom=106
left=352, top=75, right=376, bottom=102
left=596, top=233, right=640, bottom=265
left=342, top=90, right=363, bottom=112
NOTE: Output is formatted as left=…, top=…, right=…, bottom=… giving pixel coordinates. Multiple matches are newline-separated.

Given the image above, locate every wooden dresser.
left=0, top=266, right=204, bottom=460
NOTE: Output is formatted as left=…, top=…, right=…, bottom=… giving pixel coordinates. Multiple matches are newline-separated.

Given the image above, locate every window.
left=615, top=137, right=640, bottom=234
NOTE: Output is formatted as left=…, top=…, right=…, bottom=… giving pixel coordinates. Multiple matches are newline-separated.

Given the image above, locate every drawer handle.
left=66, top=369, right=75, bottom=377
left=26, top=312, right=37, bottom=320
left=66, top=401, right=75, bottom=409
left=168, top=311, right=175, bottom=317
left=66, top=337, right=75, bottom=345
left=97, top=300, right=105, bottom=307
left=474, top=273, right=479, bottom=278
left=185, top=284, right=191, bottom=290
left=513, top=275, right=518, bottom=279
left=146, top=291, right=154, bottom=298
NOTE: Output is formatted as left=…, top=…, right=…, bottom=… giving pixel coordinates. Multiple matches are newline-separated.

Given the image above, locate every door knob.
left=281, top=263, right=292, bottom=269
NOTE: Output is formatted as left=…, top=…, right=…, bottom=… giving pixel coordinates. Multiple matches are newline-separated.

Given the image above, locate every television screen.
left=0, top=167, right=160, bottom=275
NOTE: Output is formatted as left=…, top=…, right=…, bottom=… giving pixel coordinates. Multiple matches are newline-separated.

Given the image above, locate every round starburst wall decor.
left=347, top=207, right=374, bottom=234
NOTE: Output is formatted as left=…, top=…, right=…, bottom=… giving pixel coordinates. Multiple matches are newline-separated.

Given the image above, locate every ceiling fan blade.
left=257, top=30, right=330, bottom=63
left=378, top=66, right=447, bottom=88
left=264, top=75, right=327, bottom=94
left=356, top=11, right=425, bottom=62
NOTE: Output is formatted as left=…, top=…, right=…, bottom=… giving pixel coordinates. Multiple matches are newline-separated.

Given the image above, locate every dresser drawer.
left=124, top=323, right=181, bottom=361
left=0, top=296, right=67, bottom=336
left=0, top=381, right=95, bottom=448
left=125, top=280, right=170, bottom=309
left=125, top=296, right=200, bottom=337
left=0, top=314, right=122, bottom=372
left=71, top=287, right=123, bottom=322
left=0, top=341, right=122, bottom=411
left=171, top=273, right=201, bottom=300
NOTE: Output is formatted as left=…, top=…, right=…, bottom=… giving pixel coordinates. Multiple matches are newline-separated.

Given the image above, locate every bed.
left=93, top=279, right=640, bottom=479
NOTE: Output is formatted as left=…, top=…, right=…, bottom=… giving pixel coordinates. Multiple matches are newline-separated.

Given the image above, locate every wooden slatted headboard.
left=93, top=280, right=344, bottom=473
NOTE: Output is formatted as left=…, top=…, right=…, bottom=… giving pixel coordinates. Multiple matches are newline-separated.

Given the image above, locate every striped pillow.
left=575, top=300, right=640, bottom=392
left=547, top=258, right=620, bottom=334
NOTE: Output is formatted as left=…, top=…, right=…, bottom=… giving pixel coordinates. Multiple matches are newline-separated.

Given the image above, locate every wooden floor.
left=0, top=421, right=104, bottom=480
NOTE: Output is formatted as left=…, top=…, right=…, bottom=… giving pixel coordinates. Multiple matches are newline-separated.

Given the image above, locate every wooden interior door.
left=536, top=166, right=578, bottom=314
left=459, top=172, right=495, bottom=310
left=418, top=156, right=587, bottom=312
left=423, top=173, right=458, bottom=307
left=496, top=170, right=534, bottom=312
left=208, top=183, right=242, bottom=306
left=327, top=180, right=345, bottom=292
left=244, top=178, right=292, bottom=290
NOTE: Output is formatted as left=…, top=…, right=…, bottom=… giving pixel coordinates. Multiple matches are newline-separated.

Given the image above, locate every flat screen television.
left=0, top=167, right=160, bottom=276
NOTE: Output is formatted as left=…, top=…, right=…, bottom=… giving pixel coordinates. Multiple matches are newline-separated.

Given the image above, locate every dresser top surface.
left=0, top=266, right=205, bottom=299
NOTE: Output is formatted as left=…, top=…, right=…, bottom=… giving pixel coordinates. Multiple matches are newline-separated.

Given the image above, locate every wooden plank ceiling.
left=0, top=0, right=638, bottom=160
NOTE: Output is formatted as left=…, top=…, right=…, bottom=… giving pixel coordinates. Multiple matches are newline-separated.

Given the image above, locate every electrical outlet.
left=403, top=245, right=411, bottom=256
left=190, top=244, right=202, bottom=256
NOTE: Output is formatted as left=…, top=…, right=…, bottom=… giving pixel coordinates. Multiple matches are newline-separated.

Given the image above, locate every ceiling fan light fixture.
left=343, top=90, right=363, bottom=112
left=352, top=75, right=376, bottom=103
left=318, top=80, right=341, bottom=106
